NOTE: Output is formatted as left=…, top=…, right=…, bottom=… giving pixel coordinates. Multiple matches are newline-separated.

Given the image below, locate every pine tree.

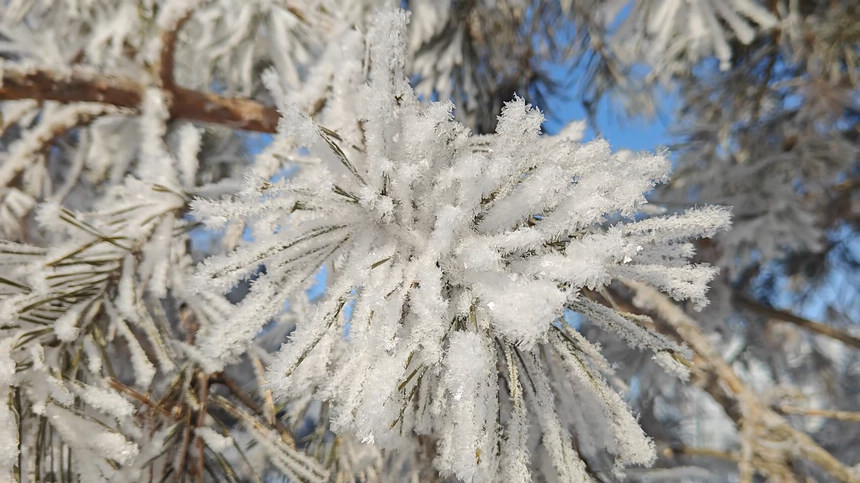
left=0, top=1, right=856, bottom=482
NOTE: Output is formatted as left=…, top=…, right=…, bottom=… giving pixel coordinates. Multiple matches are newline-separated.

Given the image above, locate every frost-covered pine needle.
left=192, top=10, right=730, bottom=481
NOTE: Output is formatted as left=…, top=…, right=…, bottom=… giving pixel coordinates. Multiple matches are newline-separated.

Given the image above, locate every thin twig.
left=195, top=372, right=210, bottom=483
left=249, top=350, right=276, bottom=426
left=106, top=377, right=175, bottom=419
left=777, top=405, right=860, bottom=422
left=662, top=445, right=740, bottom=462
left=213, top=373, right=296, bottom=449
left=177, top=409, right=193, bottom=483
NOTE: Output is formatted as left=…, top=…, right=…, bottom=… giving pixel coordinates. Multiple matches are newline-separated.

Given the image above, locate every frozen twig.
left=628, top=280, right=856, bottom=483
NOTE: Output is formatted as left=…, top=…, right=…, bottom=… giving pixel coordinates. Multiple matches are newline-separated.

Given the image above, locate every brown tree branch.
left=158, top=10, right=195, bottom=91
left=735, top=292, right=860, bottom=349
left=777, top=405, right=860, bottom=422
left=0, top=67, right=280, bottom=133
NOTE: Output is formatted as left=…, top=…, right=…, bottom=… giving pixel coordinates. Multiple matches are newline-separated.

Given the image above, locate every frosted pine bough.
left=0, top=90, right=225, bottom=480
left=189, top=10, right=731, bottom=482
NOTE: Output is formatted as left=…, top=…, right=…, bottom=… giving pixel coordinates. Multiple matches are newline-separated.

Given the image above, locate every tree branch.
left=158, top=9, right=195, bottom=91
left=0, top=67, right=280, bottom=133
left=777, top=405, right=860, bottom=422
left=735, top=292, right=860, bottom=349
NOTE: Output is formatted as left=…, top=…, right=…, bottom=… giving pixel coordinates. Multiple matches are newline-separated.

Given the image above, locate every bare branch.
left=0, top=67, right=280, bottom=133
left=735, top=292, right=860, bottom=349
left=777, top=405, right=860, bottom=422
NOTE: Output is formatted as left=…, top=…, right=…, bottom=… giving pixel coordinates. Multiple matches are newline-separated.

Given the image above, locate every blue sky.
left=543, top=95, right=676, bottom=152
left=540, top=65, right=678, bottom=153
left=536, top=0, right=678, bottom=154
